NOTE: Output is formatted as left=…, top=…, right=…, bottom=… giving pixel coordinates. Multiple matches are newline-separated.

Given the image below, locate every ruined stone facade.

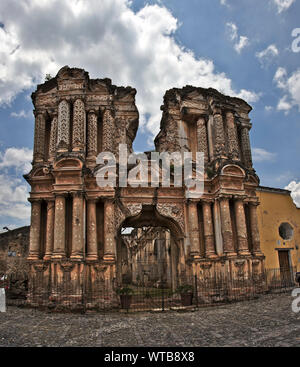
left=24, top=66, right=265, bottom=307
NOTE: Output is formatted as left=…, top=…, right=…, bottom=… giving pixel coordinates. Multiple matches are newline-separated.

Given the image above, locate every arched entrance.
left=116, top=205, right=184, bottom=292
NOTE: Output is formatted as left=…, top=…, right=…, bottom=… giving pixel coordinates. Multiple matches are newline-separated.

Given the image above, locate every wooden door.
left=278, top=250, right=291, bottom=286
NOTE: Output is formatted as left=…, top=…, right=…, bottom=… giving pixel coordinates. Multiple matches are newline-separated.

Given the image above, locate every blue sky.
left=0, top=0, right=299, bottom=231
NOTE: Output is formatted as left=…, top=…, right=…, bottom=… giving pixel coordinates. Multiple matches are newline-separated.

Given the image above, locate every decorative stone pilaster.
left=219, top=196, right=236, bottom=256
left=52, top=194, right=66, bottom=259
left=188, top=201, right=200, bottom=258
left=213, top=112, right=226, bottom=159
left=225, top=111, right=240, bottom=160
left=102, top=108, right=114, bottom=153
left=86, top=199, right=98, bottom=261
left=43, top=199, right=55, bottom=260
left=48, top=115, right=58, bottom=161
left=196, top=116, right=209, bottom=164
left=70, top=192, right=84, bottom=259
left=249, top=201, right=262, bottom=255
left=240, top=122, right=252, bottom=168
left=103, top=198, right=116, bottom=262
left=28, top=199, right=42, bottom=260
left=202, top=200, right=217, bottom=258
left=234, top=197, right=250, bottom=255
left=72, top=99, right=86, bottom=152
left=33, top=112, right=46, bottom=163
left=87, top=110, right=98, bottom=163
left=57, top=100, right=70, bottom=152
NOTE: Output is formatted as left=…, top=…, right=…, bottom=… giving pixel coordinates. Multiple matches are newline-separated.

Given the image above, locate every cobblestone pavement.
left=0, top=293, right=299, bottom=347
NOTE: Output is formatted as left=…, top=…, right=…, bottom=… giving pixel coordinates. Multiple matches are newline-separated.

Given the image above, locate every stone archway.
left=115, top=204, right=184, bottom=291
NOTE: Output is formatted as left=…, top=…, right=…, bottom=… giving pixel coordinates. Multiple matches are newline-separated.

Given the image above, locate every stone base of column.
left=190, top=252, right=201, bottom=261
left=252, top=251, right=264, bottom=257
left=103, top=254, right=115, bottom=263
left=86, top=254, right=98, bottom=261
left=43, top=254, right=52, bottom=261
left=238, top=250, right=251, bottom=256
left=206, top=252, right=218, bottom=259
left=224, top=251, right=237, bottom=258
left=27, top=253, right=39, bottom=261
left=70, top=254, right=83, bottom=260
left=51, top=253, right=65, bottom=260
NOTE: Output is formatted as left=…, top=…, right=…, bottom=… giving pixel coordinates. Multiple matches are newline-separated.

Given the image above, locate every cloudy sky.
left=0, top=0, right=300, bottom=231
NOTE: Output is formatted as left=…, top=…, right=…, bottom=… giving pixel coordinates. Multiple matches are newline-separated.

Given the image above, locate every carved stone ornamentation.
left=33, top=113, right=46, bottom=162
left=87, top=111, right=97, bottom=158
left=213, top=113, right=226, bottom=158
left=72, top=99, right=86, bottom=151
left=197, top=117, right=209, bottom=164
left=156, top=203, right=185, bottom=233
left=102, top=108, right=114, bottom=153
left=49, top=116, right=58, bottom=159
left=240, top=124, right=253, bottom=168
left=226, top=111, right=240, bottom=160
left=57, top=100, right=70, bottom=151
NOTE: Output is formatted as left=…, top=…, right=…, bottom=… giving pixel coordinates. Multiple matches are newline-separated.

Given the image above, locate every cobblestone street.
left=0, top=293, right=299, bottom=347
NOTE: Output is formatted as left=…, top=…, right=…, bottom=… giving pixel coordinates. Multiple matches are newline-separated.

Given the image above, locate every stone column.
left=225, top=111, right=240, bottom=160
left=70, top=192, right=84, bottom=259
left=72, top=99, right=86, bottom=152
left=202, top=200, right=217, bottom=258
left=28, top=199, right=42, bottom=260
left=48, top=115, right=58, bottom=161
left=219, top=196, right=236, bottom=256
left=57, top=100, right=70, bottom=152
left=213, top=199, right=223, bottom=255
left=103, top=199, right=115, bottom=262
left=213, top=112, right=226, bottom=159
left=188, top=201, right=200, bottom=258
left=196, top=116, right=209, bottom=164
left=86, top=199, right=98, bottom=261
left=249, top=201, right=262, bottom=255
left=234, top=197, right=250, bottom=255
left=240, top=122, right=252, bottom=168
left=52, top=194, right=66, bottom=259
left=43, top=199, right=55, bottom=260
left=87, top=110, right=98, bottom=164
left=33, top=112, right=46, bottom=163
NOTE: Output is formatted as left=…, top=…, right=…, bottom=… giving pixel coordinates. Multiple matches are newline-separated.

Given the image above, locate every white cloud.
left=10, top=109, right=32, bottom=119
left=274, top=67, right=300, bottom=112
left=252, top=148, right=277, bottom=163
left=265, top=105, right=273, bottom=111
left=0, top=147, right=33, bottom=173
left=256, top=44, right=279, bottom=67
left=234, top=36, right=249, bottom=54
left=226, top=22, right=249, bottom=54
left=272, top=0, right=295, bottom=13
left=0, top=147, right=31, bottom=223
left=0, top=0, right=259, bottom=141
left=285, top=180, right=300, bottom=208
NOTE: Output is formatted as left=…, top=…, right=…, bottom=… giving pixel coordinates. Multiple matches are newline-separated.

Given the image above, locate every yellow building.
left=256, top=186, right=300, bottom=276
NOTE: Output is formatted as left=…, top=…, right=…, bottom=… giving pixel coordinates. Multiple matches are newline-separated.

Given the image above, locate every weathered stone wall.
left=0, top=226, right=30, bottom=274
